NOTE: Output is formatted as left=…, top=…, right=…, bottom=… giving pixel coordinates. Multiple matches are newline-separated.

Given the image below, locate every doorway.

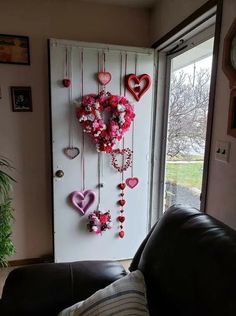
left=164, top=36, right=214, bottom=211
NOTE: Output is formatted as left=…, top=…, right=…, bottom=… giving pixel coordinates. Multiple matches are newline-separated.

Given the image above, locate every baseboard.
left=8, top=256, right=54, bottom=266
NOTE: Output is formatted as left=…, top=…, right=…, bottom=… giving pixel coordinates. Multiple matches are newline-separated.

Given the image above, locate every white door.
left=49, top=39, right=155, bottom=262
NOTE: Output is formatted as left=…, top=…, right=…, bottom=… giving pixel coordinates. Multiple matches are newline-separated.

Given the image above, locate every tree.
left=167, top=68, right=211, bottom=158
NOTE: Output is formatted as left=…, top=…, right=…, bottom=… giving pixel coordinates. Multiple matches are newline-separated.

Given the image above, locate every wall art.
left=0, top=34, right=30, bottom=65
left=11, top=86, right=32, bottom=112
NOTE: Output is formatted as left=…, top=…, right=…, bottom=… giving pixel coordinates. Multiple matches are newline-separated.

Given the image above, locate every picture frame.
left=11, top=86, right=32, bottom=112
left=0, top=34, right=30, bottom=65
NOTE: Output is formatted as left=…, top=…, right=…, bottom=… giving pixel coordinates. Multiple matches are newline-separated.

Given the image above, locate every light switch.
left=215, top=140, right=230, bottom=162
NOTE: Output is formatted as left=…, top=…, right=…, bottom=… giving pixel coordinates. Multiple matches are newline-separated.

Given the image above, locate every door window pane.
left=164, top=38, right=214, bottom=211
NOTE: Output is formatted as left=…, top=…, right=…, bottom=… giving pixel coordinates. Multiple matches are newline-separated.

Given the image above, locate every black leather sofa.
left=1, top=205, right=236, bottom=315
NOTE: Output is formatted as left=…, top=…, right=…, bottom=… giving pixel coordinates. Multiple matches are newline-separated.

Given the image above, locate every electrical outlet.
left=215, top=140, right=230, bottom=162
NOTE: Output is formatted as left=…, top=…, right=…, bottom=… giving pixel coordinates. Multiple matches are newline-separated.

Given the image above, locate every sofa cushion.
left=58, top=270, right=149, bottom=316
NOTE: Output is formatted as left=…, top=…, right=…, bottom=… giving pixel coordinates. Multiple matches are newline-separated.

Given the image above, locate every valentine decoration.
left=126, top=177, right=139, bottom=189
left=111, top=148, right=133, bottom=172
left=87, top=210, right=113, bottom=234
left=62, top=48, right=72, bottom=88
left=117, top=181, right=126, bottom=238
left=64, top=147, right=80, bottom=159
left=76, top=91, right=135, bottom=153
left=97, top=71, right=112, bottom=86
left=63, top=79, right=71, bottom=88
left=71, top=190, right=96, bottom=215
left=126, top=74, right=151, bottom=101
left=63, top=47, right=80, bottom=160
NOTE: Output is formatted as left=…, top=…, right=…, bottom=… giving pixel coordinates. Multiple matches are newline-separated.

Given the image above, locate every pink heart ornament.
left=64, top=147, right=80, bottom=159
left=126, top=177, right=139, bottom=189
left=71, top=190, right=96, bottom=215
left=97, top=71, right=112, bottom=86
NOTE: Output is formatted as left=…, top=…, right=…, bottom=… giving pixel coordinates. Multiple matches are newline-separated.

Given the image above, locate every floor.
left=0, top=260, right=131, bottom=298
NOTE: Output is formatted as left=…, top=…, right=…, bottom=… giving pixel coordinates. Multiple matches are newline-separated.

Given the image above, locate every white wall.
left=150, top=0, right=236, bottom=230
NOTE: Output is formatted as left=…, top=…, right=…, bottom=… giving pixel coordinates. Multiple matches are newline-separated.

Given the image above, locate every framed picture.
left=0, top=34, right=30, bottom=65
left=11, top=86, right=32, bottom=112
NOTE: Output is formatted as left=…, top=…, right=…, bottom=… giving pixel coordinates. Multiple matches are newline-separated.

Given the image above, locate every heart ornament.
left=76, top=92, right=135, bottom=153
left=97, top=71, right=112, bottom=86
left=126, top=177, right=139, bottom=189
left=126, top=74, right=151, bottom=101
left=64, top=147, right=80, bottom=159
left=62, top=78, right=71, bottom=88
left=111, top=148, right=133, bottom=173
left=71, top=190, right=96, bottom=215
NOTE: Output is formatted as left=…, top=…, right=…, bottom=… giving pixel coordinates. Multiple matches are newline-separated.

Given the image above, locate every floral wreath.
left=87, top=210, right=113, bottom=234
left=76, top=91, right=135, bottom=153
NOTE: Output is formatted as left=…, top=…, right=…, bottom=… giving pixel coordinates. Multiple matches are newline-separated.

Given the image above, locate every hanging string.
left=102, top=51, right=106, bottom=92
left=81, top=49, right=85, bottom=191
left=68, top=47, right=74, bottom=148
left=64, top=47, right=69, bottom=79
left=121, top=53, right=128, bottom=183
left=131, top=54, right=138, bottom=178
left=97, top=51, right=102, bottom=209
left=97, top=51, right=100, bottom=94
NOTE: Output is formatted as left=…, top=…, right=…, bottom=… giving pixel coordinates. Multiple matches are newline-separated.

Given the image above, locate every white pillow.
left=58, top=270, right=149, bottom=316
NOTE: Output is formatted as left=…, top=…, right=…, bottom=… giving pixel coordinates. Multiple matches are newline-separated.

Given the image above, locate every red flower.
left=100, top=214, right=108, bottom=224
left=109, top=96, right=118, bottom=108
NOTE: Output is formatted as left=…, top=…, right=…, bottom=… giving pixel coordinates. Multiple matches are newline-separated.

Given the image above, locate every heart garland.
left=70, top=190, right=96, bottom=215
left=126, top=74, right=151, bottom=101
left=111, top=148, right=133, bottom=173
left=64, top=147, right=80, bottom=159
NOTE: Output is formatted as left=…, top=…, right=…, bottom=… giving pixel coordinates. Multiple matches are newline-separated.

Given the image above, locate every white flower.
left=95, top=102, right=100, bottom=109
left=95, top=110, right=101, bottom=119
left=117, top=104, right=125, bottom=112
left=119, top=113, right=125, bottom=124
left=79, top=115, right=87, bottom=122
left=87, top=114, right=95, bottom=121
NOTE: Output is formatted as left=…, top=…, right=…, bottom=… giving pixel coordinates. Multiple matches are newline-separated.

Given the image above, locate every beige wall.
left=0, top=0, right=150, bottom=260
left=150, top=0, right=207, bottom=43
left=150, top=0, right=236, bottom=230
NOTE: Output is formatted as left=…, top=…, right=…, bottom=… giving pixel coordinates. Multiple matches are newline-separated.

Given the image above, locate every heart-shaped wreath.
left=76, top=91, right=135, bottom=153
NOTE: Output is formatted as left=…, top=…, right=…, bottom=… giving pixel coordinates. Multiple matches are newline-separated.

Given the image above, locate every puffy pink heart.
left=97, top=71, right=112, bottom=86
left=126, top=177, right=139, bottom=189
left=64, top=147, right=80, bottom=159
left=71, top=190, right=96, bottom=215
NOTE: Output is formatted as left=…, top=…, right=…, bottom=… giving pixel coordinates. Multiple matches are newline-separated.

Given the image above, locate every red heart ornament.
left=126, top=74, right=151, bottom=101
left=63, top=78, right=71, bottom=88
left=70, top=190, right=96, bottom=215
left=97, top=71, right=112, bottom=86
left=118, top=199, right=126, bottom=206
left=126, top=177, right=139, bottom=189
left=118, top=216, right=125, bottom=223
left=119, top=183, right=126, bottom=190
left=64, top=147, right=80, bottom=159
left=119, top=230, right=125, bottom=238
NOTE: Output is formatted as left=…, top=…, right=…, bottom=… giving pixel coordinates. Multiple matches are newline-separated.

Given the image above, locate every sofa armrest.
left=0, top=260, right=127, bottom=316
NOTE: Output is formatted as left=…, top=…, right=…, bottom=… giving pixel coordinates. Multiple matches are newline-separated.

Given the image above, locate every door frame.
left=150, top=0, right=223, bottom=223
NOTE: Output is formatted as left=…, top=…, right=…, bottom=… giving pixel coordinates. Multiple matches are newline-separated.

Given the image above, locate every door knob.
left=55, top=170, right=64, bottom=178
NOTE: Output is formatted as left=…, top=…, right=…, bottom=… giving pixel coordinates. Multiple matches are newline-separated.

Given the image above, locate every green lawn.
left=166, top=161, right=203, bottom=190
